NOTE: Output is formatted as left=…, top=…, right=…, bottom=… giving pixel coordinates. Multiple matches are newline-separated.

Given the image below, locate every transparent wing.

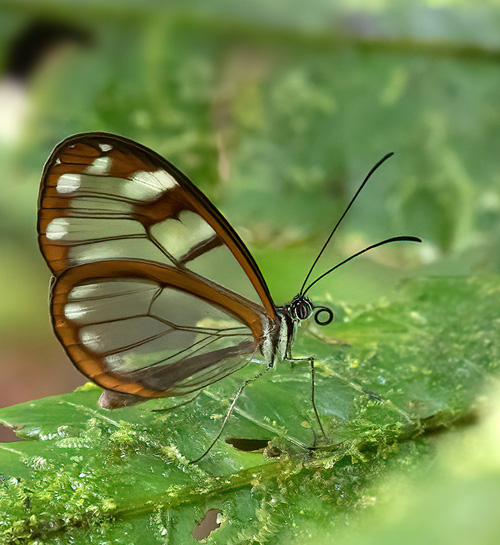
left=52, top=261, right=262, bottom=397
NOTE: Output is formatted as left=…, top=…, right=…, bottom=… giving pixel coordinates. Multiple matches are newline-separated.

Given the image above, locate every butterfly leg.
left=190, top=367, right=271, bottom=464
left=285, top=356, right=327, bottom=441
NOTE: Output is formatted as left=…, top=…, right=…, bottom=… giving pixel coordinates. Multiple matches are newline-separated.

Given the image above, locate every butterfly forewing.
left=38, top=133, right=276, bottom=398
left=38, top=134, right=275, bottom=314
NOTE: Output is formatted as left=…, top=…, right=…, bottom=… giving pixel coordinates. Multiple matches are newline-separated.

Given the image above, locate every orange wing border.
left=51, top=259, right=267, bottom=398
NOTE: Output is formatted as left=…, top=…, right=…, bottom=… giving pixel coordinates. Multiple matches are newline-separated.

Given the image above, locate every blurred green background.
left=0, top=0, right=499, bottom=426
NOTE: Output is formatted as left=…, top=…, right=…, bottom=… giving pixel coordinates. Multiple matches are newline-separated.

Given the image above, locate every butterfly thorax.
left=261, top=295, right=313, bottom=367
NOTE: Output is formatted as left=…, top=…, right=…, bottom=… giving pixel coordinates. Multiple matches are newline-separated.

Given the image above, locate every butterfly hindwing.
left=51, top=260, right=262, bottom=397
left=38, top=133, right=276, bottom=398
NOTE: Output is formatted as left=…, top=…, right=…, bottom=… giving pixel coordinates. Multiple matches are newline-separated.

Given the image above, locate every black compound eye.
left=291, top=297, right=313, bottom=320
left=295, top=303, right=310, bottom=320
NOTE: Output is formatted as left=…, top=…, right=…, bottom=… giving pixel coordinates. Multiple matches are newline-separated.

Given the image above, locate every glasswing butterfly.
left=38, top=133, right=420, bottom=462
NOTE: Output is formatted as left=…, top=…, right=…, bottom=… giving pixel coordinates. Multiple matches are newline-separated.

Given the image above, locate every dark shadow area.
left=3, top=19, right=92, bottom=82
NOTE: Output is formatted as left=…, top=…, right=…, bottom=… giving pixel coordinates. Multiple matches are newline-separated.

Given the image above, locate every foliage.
left=0, top=276, right=498, bottom=543
left=0, top=1, right=499, bottom=543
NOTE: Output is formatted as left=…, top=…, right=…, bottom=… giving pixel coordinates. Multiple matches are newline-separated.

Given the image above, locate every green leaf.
left=0, top=276, right=498, bottom=543
left=326, top=395, right=500, bottom=545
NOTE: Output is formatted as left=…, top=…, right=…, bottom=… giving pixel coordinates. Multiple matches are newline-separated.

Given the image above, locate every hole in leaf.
left=0, top=425, right=21, bottom=443
left=192, top=509, right=221, bottom=541
left=225, top=437, right=270, bottom=452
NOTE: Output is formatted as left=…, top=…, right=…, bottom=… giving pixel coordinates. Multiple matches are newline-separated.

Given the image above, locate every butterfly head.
left=289, top=295, right=334, bottom=326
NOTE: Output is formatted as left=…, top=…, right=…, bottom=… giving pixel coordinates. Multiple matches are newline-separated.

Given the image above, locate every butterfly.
left=38, top=133, right=420, bottom=461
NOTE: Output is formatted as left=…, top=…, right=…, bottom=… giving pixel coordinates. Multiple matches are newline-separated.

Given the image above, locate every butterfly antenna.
left=302, top=235, right=422, bottom=296
left=299, top=152, right=394, bottom=295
